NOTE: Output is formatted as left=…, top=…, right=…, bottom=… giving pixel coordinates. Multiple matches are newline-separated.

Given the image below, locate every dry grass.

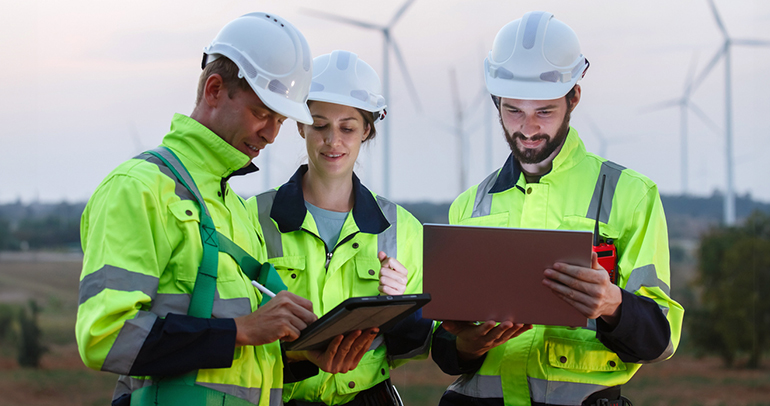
left=1, top=258, right=768, bottom=406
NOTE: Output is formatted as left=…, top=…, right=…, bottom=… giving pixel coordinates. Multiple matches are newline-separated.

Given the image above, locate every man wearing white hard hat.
left=430, top=11, right=684, bottom=406
left=76, top=13, right=376, bottom=406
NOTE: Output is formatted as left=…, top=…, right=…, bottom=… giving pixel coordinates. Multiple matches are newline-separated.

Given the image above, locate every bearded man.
left=430, top=10, right=684, bottom=406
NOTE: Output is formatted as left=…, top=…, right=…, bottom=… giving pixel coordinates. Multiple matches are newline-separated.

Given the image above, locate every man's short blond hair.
left=195, top=57, right=253, bottom=105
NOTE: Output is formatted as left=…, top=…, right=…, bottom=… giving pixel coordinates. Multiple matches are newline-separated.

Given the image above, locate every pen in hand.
left=251, top=280, right=276, bottom=298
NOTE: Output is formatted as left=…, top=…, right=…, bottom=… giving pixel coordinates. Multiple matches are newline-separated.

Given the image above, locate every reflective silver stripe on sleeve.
left=79, top=265, right=159, bottom=305
left=149, top=147, right=210, bottom=216
left=584, top=318, right=597, bottom=331
left=639, top=339, right=675, bottom=364
left=376, top=195, right=398, bottom=258
left=625, top=263, right=675, bottom=364
left=197, top=382, right=264, bottom=404
left=625, top=264, right=671, bottom=296
left=256, top=190, right=284, bottom=258
left=471, top=171, right=500, bottom=218
left=368, top=334, right=386, bottom=352
left=151, top=293, right=253, bottom=319
left=113, top=375, right=153, bottom=400
left=102, top=311, right=157, bottom=373
left=134, top=153, right=195, bottom=202
left=528, top=377, right=610, bottom=405
left=446, top=373, right=503, bottom=398
left=586, top=161, right=625, bottom=223
left=270, top=388, right=283, bottom=406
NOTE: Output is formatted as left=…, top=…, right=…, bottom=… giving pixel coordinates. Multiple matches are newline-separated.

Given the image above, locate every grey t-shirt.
left=305, top=201, right=350, bottom=250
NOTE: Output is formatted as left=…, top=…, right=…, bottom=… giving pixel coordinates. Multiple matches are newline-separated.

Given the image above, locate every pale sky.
left=2, top=0, right=769, bottom=204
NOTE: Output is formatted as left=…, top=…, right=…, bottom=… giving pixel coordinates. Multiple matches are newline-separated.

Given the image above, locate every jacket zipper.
left=324, top=232, right=359, bottom=271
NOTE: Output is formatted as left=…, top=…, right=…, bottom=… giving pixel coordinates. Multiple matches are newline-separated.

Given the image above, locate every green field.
left=0, top=257, right=768, bottom=406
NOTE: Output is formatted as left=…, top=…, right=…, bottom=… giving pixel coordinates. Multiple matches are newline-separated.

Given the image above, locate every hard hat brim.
left=485, top=74, right=578, bottom=101
left=308, top=91, right=386, bottom=114
left=254, top=87, right=313, bottom=125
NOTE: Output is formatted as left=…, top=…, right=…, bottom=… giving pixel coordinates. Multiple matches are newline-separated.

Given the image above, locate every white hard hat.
left=485, top=11, right=589, bottom=100
left=308, top=50, right=387, bottom=122
left=203, top=12, right=313, bottom=124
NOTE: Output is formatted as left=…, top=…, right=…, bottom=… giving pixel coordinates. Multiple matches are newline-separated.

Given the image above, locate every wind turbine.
left=302, top=0, right=422, bottom=197
left=449, top=67, right=467, bottom=194
left=584, top=116, right=633, bottom=160
left=127, top=120, right=145, bottom=155
left=643, top=52, right=721, bottom=195
left=691, top=0, right=770, bottom=225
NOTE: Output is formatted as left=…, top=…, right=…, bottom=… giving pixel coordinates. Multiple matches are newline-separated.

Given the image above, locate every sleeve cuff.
left=282, top=349, right=319, bottom=383
left=430, top=324, right=487, bottom=375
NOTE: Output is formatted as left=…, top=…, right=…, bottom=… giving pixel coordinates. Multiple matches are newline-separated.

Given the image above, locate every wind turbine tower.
left=304, top=0, right=422, bottom=197
left=693, top=0, right=770, bottom=225
left=645, top=52, right=721, bottom=195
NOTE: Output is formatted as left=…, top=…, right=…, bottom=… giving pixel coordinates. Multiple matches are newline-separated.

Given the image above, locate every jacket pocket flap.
left=356, top=257, right=382, bottom=281
left=168, top=200, right=200, bottom=223
left=268, top=255, right=306, bottom=271
left=546, top=336, right=626, bottom=372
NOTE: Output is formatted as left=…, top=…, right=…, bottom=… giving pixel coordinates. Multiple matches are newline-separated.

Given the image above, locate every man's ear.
left=203, top=74, right=226, bottom=108
left=567, top=84, right=581, bottom=112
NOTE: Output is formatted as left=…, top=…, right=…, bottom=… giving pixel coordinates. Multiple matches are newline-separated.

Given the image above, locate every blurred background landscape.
left=1, top=196, right=769, bottom=405
left=2, top=0, right=770, bottom=404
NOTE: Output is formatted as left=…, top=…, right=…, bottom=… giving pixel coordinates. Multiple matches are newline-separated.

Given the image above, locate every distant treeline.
left=1, top=192, right=769, bottom=250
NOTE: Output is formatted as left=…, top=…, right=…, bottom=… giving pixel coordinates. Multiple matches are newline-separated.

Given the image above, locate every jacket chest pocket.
left=457, top=212, right=510, bottom=228
left=546, top=337, right=626, bottom=372
left=168, top=200, right=206, bottom=283
left=559, top=215, right=619, bottom=240
left=269, top=255, right=307, bottom=295
left=353, top=256, right=382, bottom=297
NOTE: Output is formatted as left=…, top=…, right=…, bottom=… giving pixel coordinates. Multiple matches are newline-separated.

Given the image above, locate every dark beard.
left=503, top=109, right=571, bottom=164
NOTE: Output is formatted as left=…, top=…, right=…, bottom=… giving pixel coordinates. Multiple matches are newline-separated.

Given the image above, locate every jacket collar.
left=489, top=127, right=585, bottom=193
left=161, top=113, right=257, bottom=178
left=271, top=165, right=391, bottom=235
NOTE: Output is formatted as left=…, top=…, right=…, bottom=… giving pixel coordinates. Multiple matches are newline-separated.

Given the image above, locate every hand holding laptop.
left=543, top=252, right=623, bottom=326
left=443, top=320, right=532, bottom=361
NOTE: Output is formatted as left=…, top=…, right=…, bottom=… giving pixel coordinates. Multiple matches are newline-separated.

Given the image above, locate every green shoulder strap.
left=147, top=147, right=219, bottom=317
left=147, top=147, right=285, bottom=308
left=137, top=147, right=286, bottom=406
left=217, top=232, right=287, bottom=296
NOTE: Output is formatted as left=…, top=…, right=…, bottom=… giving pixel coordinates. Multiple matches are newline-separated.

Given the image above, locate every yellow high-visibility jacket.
left=246, top=165, right=431, bottom=405
left=434, top=128, right=684, bottom=406
left=76, top=114, right=284, bottom=406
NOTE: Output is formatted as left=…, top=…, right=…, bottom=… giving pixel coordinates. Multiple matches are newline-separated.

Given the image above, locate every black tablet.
left=282, top=293, right=431, bottom=351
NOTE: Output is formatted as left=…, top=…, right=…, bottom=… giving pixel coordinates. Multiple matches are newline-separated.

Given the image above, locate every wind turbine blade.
left=732, top=38, right=770, bottom=47
left=300, top=8, right=383, bottom=31
left=584, top=115, right=606, bottom=143
left=465, top=86, right=490, bottom=116
left=391, top=39, right=423, bottom=112
left=688, top=101, right=722, bottom=135
left=690, top=47, right=725, bottom=93
left=640, top=99, right=681, bottom=113
left=707, top=0, right=728, bottom=38
left=429, top=117, right=458, bottom=135
left=388, top=0, right=417, bottom=28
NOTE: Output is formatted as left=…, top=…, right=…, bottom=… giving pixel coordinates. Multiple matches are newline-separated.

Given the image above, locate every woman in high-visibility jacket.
left=245, top=50, right=432, bottom=406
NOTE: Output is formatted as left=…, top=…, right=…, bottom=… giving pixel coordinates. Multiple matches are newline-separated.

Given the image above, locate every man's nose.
left=260, top=118, right=281, bottom=144
left=520, top=116, right=540, bottom=137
